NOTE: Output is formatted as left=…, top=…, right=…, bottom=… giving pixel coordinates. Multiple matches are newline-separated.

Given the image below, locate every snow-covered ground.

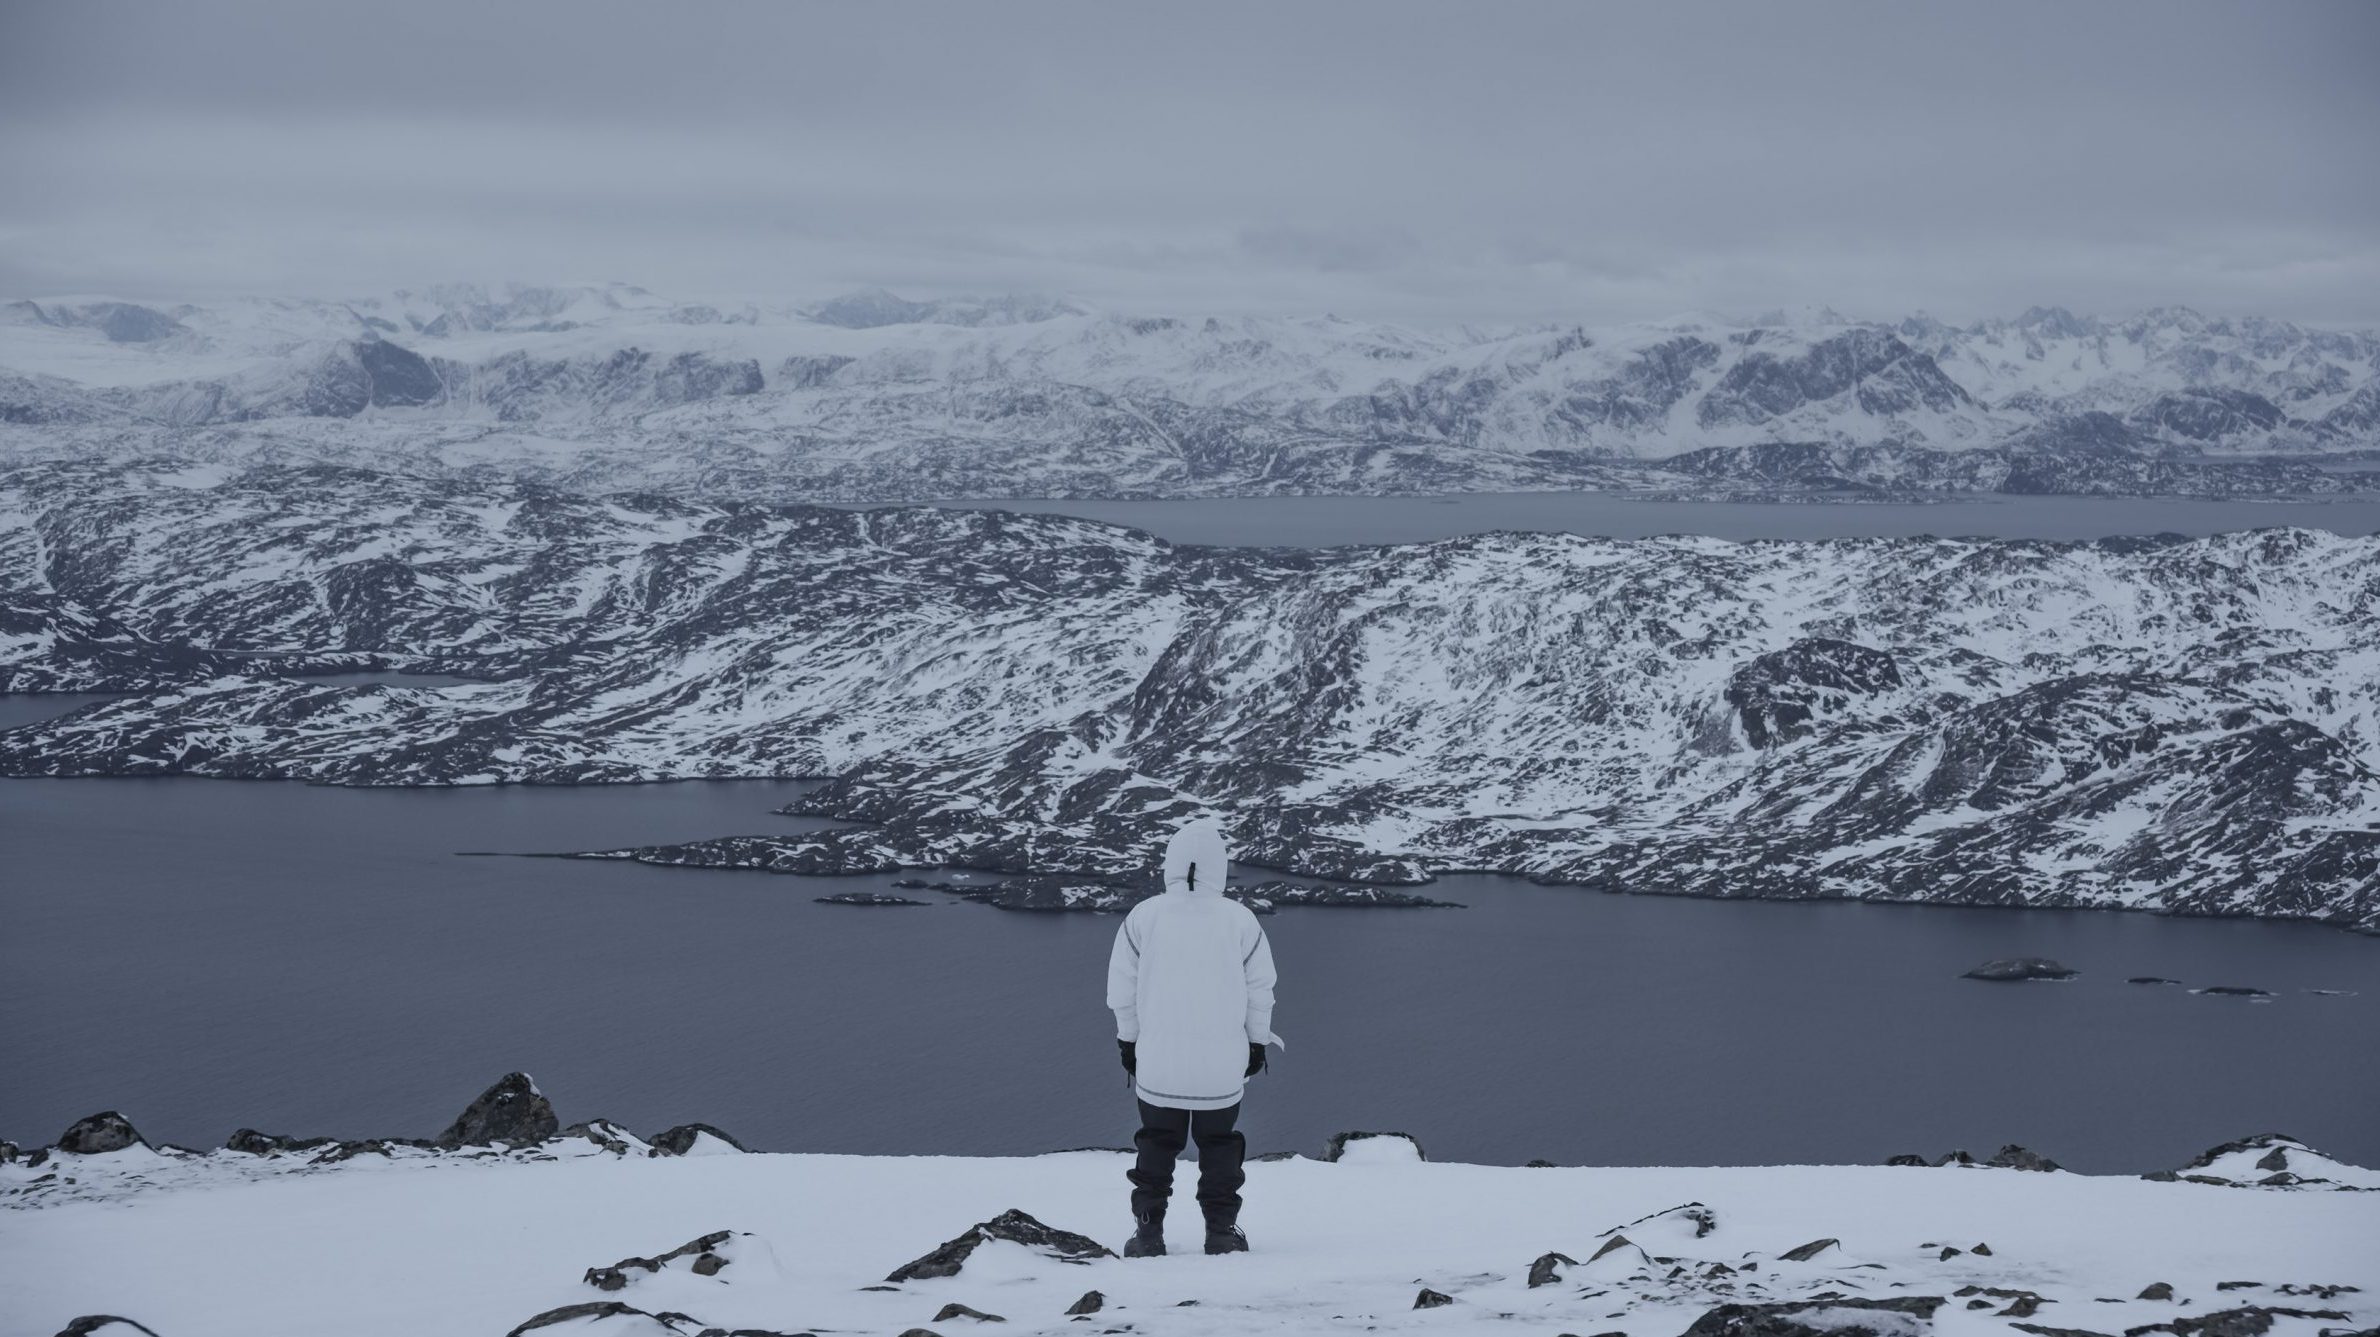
left=6, top=1129, right=2376, bottom=1337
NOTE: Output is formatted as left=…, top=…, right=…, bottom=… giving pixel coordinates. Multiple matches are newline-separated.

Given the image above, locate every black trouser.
left=1128, top=1099, right=1245, bottom=1227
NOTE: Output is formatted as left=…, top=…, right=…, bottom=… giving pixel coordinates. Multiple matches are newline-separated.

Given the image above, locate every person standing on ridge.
left=1106, top=814, right=1280, bottom=1257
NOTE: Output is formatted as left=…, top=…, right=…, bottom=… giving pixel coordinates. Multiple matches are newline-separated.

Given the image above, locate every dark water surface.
left=907, top=492, right=2380, bottom=547
left=4, top=777, right=2371, bottom=1172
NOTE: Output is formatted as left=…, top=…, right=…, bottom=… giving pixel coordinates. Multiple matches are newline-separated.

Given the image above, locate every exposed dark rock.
left=2218, top=1283, right=2262, bottom=1292
left=1938, top=1248, right=1962, bottom=1261
left=2128, top=977, right=2185, bottom=986
left=1064, top=1292, right=1104, bottom=1316
left=1963, top=959, right=2080, bottom=982
left=1779, top=1239, right=1841, bottom=1262
left=2012, top=1326, right=2120, bottom=1337
left=1323, top=1130, right=1425, bottom=1162
left=1529, top=1252, right=1579, bottom=1287
left=1972, top=1243, right=1994, bottom=1256
left=585, top=1231, right=736, bottom=1291
left=2125, top=1306, right=2352, bottom=1337
left=887, top=1209, right=1115, bottom=1281
left=815, top=892, right=931, bottom=906
left=1414, top=1289, right=1455, bottom=1309
left=1726, top=638, right=1905, bottom=748
left=1886, top=1154, right=1928, bottom=1167
left=2140, top=1285, right=2175, bottom=1301
left=649, top=1123, right=748, bottom=1155
left=2193, top=986, right=2274, bottom=998
left=54, top=1111, right=145, bottom=1155
left=224, top=1128, right=334, bottom=1156
left=1526, top=1158, right=1557, bottom=1168
left=1681, top=1296, right=1946, bottom=1337
left=506, top=1301, right=674, bottom=1336
left=53, top=1320, right=163, bottom=1337
left=931, top=1303, right=1004, bottom=1323
left=437, top=1073, right=559, bottom=1148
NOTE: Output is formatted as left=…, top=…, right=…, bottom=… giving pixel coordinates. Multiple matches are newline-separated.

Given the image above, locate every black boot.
left=1203, top=1220, right=1248, bottom=1255
left=1123, top=1212, right=1166, bottom=1258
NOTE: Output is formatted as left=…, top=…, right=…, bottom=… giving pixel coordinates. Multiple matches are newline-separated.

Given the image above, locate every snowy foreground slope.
left=4, top=284, right=2377, bottom=500
left=4, top=1079, right=2377, bottom=1337
left=4, top=460, right=2378, bottom=930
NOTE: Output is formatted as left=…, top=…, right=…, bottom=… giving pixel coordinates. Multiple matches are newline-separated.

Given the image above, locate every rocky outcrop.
left=437, top=1073, right=559, bottom=1148
left=584, top=1231, right=736, bottom=1291
left=1682, top=1296, right=1946, bottom=1337
left=54, top=1112, right=145, bottom=1155
left=647, top=1123, right=748, bottom=1156
left=884, top=1209, right=1115, bottom=1282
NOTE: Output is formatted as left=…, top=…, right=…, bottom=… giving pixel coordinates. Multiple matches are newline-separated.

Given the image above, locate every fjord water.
left=4, top=775, right=2372, bottom=1172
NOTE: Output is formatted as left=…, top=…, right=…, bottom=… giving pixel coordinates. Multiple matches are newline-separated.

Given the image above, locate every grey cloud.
left=2, top=0, right=2375, bottom=324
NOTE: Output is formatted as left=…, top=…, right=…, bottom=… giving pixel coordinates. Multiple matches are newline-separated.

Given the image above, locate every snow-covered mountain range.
left=5, top=460, right=2374, bottom=930
left=3, top=284, right=2375, bottom=500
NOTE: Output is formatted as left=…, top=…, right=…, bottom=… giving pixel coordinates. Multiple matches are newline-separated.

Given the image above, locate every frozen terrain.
left=4, top=285, right=2376, bottom=501
left=3, top=461, right=2377, bottom=930
left=4, top=1077, right=2376, bottom=1337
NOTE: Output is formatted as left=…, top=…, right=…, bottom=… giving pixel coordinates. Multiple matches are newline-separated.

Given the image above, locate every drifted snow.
left=3, top=1144, right=2376, bottom=1337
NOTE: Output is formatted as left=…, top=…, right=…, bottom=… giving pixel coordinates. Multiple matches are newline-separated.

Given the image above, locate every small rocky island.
left=1961, top=958, right=2081, bottom=982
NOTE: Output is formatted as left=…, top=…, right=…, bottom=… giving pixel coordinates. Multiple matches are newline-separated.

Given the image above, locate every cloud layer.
left=4, top=0, right=2375, bottom=324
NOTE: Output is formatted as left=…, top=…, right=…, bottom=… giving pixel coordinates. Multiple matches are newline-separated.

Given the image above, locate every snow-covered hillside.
left=4, top=461, right=2375, bottom=930
left=5, top=1076, right=2376, bottom=1337
left=2, top=285, right=2374, bottom=500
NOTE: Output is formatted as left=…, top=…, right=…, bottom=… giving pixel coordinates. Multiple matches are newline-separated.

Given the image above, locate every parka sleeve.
left=1106, top=910, right=1143, bottom=1041
left=1242, top=916, right=1278, bottom=1045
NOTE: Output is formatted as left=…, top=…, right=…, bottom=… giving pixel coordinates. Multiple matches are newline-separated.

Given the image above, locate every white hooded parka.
left=1106, top=817, right=1280, bottom=1111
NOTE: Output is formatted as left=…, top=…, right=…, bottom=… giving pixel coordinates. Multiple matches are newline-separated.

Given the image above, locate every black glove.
left=1246, top=1042, right=1268, bottom=1077
left=1118, top=1040, right=1137, bottom=1074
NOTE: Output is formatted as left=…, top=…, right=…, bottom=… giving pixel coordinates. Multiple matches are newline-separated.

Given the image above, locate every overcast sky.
left=3, top=0, right=2375, bottom=326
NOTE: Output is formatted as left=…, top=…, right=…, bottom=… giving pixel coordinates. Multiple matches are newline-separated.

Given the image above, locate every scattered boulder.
left=1779, top=1238, right=1841, bottom=1262
left=2191, top=986, right=2272, bottom=998
left=0, top=1140, right=17, bottom=1164
left=1886, top=1154, right=1929, bottom=1167
left=53, top=1321, right=163, bottom=1337
left=886, top=1209, right=1115, bottom=1281
left=1064, top=1291, right=1104, bottom=1316
left=1414, top=1288, right=1455, bottom=1309
left=437, top=1073, right=559, bottom=1148
left=583, top=1231, right=736, bottom=1291
left=1939, top=1247, right=1962, bottom=1261
left=1963, top=959, right=2079, bottom=982
left=1323, top=1130, right=1426, bottom=1163
left=54, top=1111, right=146, bottom=1155
left=1973, top=1243, right=1994, bottom=1256
left=2128, top=977, right=2185, bottom=986
left=648, top=1123, right=748, bottom=1156
left=1681, top=1296, right=1945, bottom=1337
left=1529, top=1251, right=1579, bottom=1287
left=931, top=1302, right=1004, bottom=1323
left=2140, top=1284, right=2175, bottom=1302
